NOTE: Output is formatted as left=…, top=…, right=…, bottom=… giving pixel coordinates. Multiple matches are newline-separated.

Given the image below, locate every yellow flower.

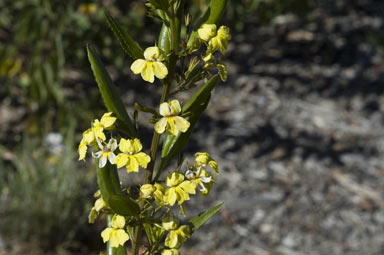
left=164, top=173, right=196, bottom=206
left=198, top=24, right=217, bottom=42
left=164, top=225, right=191, bottom=249
left=89, top=197, right=107, bottom=224
left=208, top=26, right=231, bottom=54
left=162, top=249, right=180, bottom=255
left=195, top=152, right=219, bottom=173
left=101, top=215, right=129, bottom=248
left=130, top=46, right=168, bottom=83
left=92, top=138, right=118, bottom=168
left=162, top=217, right=179, bottom=231
left=140, top=184, right=156, bottom=198
left=78, top=112, right=117, bottom=160
left=155, top=100, right=190, bottom=136
left=114, top=138, right=151, bottom=173
left=79, top=3, right=97, bottom=15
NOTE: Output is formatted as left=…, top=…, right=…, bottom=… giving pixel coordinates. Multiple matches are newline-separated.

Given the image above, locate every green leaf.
left=205, top=0, right=228, bottom=25
left=158, top=23, right=171, bottom=55
left=87, top=45, right=137, bottom=138
left=189, top=203, right=223, bottom=232
left=96, top=162, right=122, bottom=206
left=108, top=194, right=140, bottom=217
left=105, top=12, right=144, bottom=60
left=148, top=0, right=169, bottom=10
left=158, top=75, right=219, bottom=177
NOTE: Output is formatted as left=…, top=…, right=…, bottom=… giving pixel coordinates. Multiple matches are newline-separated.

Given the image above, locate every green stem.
left=132, top=6, right=182, bottom=255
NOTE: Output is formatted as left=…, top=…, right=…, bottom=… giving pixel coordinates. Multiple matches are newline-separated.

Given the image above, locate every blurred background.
left=1, top=0, right=384, bottom=254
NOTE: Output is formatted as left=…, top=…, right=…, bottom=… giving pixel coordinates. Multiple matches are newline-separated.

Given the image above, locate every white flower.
left=92, top=138, right=117, bottom=168
left=185, top=167, right=212, bottom=194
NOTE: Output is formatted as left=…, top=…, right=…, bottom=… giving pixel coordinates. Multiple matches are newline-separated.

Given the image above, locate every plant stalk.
left=132, top=4, right=181, bottom=255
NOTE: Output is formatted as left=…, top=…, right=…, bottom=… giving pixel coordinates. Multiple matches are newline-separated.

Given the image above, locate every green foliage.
left=189, top=203, right=223, bottom=232
left=108, top=195, right=140, bottom=217
left=87, top=45, right=137, bottom=138
left=0, top=132, right=94, bottom=250
left=105, top=12, right=144, bottom=60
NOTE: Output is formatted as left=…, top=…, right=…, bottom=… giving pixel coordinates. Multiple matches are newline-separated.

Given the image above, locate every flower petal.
left=130, top=59, right=146, bottom=74
left=179, top=181, right=196, bottom=195
left=111, top=215, right=126, bottom=229
left=153, top=62, right=168, bottom=79
left=92, top=150, right=103, bottom=159
left=82, top=129, right=94, bottom=144
left=166, top=172, right=185, bottom=187
left=174, top=116, right=190, bottom=133
left=115, top=229, right=129, bottom=246
left=108, top=152, right=116, bottom=165
left=155, top=117, right=167, bottom=134
left=166, top=117, right=178, bottom=136
left=108, top=138, right=118, bottom=151
left=99, top=156, right=107, bottom=168
left=101, top=228, right=113, bottom=243
left=127, top=155, right=139, bottom=172
left=132, top=138, right=142, bottom=153
left=165, top=188, right=177, bottom=206
left=169, top=100, right=181, bottom=115
left=200, top=176, right=212, bottom=183
left=93, top=126, right=106, bottom=141
left=144, top=46, right=161, bottom=60
left=114, top=153, right=128, bottom=168
left=141, top=62, right=155, bottom=83
left=78, top=142, right=87, bottom=160
left=100, top=113, right=116, bottom=128
left=134, top=152, right=151, bottom=168
left=159, top=102, right=172, bottom=117
left=119, top=138, right=132, bottom=153
left=197, top=24, right=217, bottom=42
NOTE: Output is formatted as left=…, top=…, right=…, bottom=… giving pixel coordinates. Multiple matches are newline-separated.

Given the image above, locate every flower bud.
left=162, top=249, right=180, bottom=255
left=198, top=24, right=217, bottom=42
left=162, top=217, right=179, bottom=231
left=140, top=184, right=156, bottom=197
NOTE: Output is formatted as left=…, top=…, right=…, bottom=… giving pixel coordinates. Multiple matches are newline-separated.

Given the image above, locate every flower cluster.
left=80, top=2, right=229, bottom=252
left=139, top=152, right=219, bottom=207
left=198, top=24, right=231, bottom=54
left=78, top=112, right=116, bottom=160
left=78, top=112, right=151, bottom=173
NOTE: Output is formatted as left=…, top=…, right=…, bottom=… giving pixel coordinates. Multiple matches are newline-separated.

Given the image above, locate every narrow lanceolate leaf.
left=87, top=45, right=137, bottom=137
left=189, top=203, right=223, bottom=232
left=158, top=23, right=171, bottom=55
left=108, top=194, right=140, bottom=217
left=158, top=75, right=219, bottom=176
left=105, top=11, right=144, bottom=60
left=96, top=162, right=122, bottom=206
left=205, top=0, right=228, bottom=25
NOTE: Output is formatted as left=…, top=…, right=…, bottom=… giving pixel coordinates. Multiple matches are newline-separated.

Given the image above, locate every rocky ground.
left=179, top=1, right=384, bottom=254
